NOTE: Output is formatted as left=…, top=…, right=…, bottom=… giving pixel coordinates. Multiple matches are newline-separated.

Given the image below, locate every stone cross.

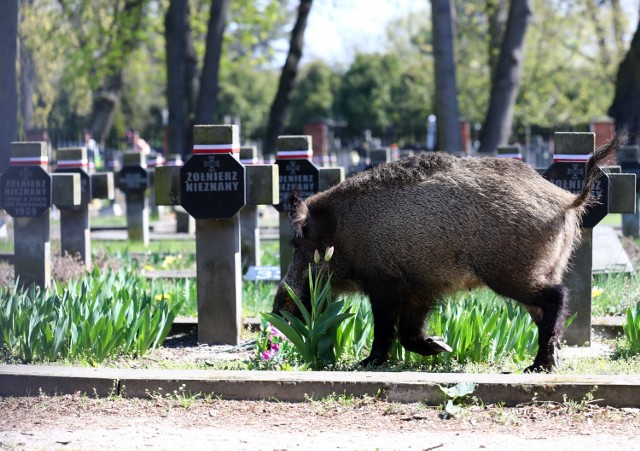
left=55, top=146, right=114, bottom=266
left=496, top=145, right=523, bottom=160
left=239, top=145, right=261, bottom=270
left=275, top=136, right=344, bottom=277
left=0, top=142, right=80, bottom=288
left=544, top=132, right=636, bottom=346
left=116, top=152, right=150, bottom=245
left=155, top=124, right=278, bottom=345
left=619, top=145, right=640, bottom=238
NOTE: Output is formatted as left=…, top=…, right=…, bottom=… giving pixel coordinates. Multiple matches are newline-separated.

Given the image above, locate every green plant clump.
left=624, top=303, right=640, bottom=355
left=0, top=268, right=183, bottom=364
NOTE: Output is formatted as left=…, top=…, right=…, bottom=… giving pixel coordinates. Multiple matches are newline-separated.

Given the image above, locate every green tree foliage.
left=337, top=53, right=403, bottom=140
left=288, top=60, right=340, bottom=133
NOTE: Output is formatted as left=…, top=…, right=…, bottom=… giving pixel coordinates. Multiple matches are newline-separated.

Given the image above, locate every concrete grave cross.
left=0, top=142, right=80, bottom=288
left=239, top=146, right=261, bottom=270
left=117, top=152, right=150, bottom=245
left=155, top=124, right=278, bottom=345
left=497, top=145, right=523, bottom=160
left=544, top=132, right=636, bottom=346
left=275, top=135, right=344, bottom=277
left=55, top=147, right=115, bottom=266
left=618, top=145, right=640, bottom=238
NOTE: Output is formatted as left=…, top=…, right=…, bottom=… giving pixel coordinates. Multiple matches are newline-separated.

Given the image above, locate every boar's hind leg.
left=522, top=284, right=568, bottom=373
left=359, top=283, right=401, bottom=367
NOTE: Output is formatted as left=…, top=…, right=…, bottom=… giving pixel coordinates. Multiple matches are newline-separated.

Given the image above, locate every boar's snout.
left=272, top=282, right=303, bottom=319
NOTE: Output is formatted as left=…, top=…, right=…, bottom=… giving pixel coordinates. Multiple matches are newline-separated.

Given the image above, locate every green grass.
left=598, top=213, right=622, bottom=227
left=592, top=272, right=640, bottom=316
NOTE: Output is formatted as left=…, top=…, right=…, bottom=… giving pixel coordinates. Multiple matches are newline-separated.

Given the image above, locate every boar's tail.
left=568, top=131, right=627, bottom=210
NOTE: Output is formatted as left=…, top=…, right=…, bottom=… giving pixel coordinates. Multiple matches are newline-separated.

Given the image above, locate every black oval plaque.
left=180, top=154, right=246, bottom=219
left=275, top=159, right=319, bottom=212
left=1, top=166, right=52, bottom=217
left=117, top=166, right=149, bottom=193
left=544, top=162, right=609, bottom=228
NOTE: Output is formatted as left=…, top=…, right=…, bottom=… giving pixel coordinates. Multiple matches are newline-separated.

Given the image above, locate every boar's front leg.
left=359, top=282, right=401, bottom=367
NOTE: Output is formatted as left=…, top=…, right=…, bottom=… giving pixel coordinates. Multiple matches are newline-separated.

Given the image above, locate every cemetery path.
left=1, top=392, right=639, bottom=450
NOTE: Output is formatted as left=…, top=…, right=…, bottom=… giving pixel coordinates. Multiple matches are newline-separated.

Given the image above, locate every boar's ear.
left=288, top=191, right=308, bottom=239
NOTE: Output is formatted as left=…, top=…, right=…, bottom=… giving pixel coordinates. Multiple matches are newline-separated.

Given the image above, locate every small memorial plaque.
left=180, top=154, right=246, bottom=219
left=117, top=166, right=149, bottom=193
left=55, top=167, right=91, bottom=206
left=275, top=159, right=319, bottom=212
left=1, top=166, right=52, bottom=217
left=545, top=162, right=609, bottom=228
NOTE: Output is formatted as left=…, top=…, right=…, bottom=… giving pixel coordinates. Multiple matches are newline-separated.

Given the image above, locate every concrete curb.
left=2, top=365, right=640, bottom=408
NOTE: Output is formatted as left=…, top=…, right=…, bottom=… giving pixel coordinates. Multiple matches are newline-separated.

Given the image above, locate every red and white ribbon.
left=193, top=144, right=240, bottom=154
left=497, top=153, right=522, bottom=160
left=56, top=158, right=88, bottom=168
left=553, top=154, right=590, bottom=163
left=10, top=156, right=49, bottom=166
left=276, top=150, right=313, bottom=160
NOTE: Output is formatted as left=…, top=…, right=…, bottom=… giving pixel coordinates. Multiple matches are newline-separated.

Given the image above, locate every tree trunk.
left=19, top=0, right=36, bottom=133
left=0, top=0, right=18, bottom=172
left=88, top=0, right=146, bottom=145
left=89, top=74, right=123, bottom=143
left=478, top=0, right=531, bottom=153
left=195, top=0, right=231, bottom=125
left=431, top=0, right=463, bottom=153
left=609, top=16, right=640, bottom=144
left=165, top=0, right=189, bottom=157
left=486, top=0, right=508, bottom=78
left=264, top=0, right=312, bottom=156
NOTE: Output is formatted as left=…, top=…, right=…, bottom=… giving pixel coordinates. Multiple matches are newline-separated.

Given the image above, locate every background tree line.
left=2, top=0, right=638, bottom=168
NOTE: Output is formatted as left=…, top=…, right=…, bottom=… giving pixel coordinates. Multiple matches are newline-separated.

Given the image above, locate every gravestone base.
left=60, top=207, right=90, bottom=265
left=14, top=215, right=51, bottom=288
left=196, top=218, right=242, bottom=345
left=564, top=229, right=592, bottom=346
left=125, top=192, right=149, bottom=245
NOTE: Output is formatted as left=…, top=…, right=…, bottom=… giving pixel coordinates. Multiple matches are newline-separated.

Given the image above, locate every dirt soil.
left=1, top=392, right=639, bottom=450
left=2, top=336, right=640, bottom=450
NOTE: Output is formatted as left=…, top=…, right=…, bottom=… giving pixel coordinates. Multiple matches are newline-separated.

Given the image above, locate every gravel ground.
left=1, top=392, right=639, bottom=450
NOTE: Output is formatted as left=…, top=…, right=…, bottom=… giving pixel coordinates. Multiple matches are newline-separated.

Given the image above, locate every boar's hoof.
left=425, top=336, right=452, bottom=353
left=359, top=355, right=388, bottom=368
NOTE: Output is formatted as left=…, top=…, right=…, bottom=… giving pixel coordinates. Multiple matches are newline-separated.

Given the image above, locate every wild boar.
left=273, top=136, right=622, bottom=372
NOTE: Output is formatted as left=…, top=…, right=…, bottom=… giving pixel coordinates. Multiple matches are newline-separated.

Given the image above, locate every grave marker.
left=497, top=145, right=523, bottom=160
left=275, top=136, right=344, bottom=277
left=240, top=146, right=261, bottom=270
left=0, top=142, right=80, bottom=287
left=619, top=145, right=640, bottom=238
left=275, top=136, right=320, bottom=277
left=117, top=152, right=150, bottom=245
left=544, top=132, right=636, bottom=346
left=155, top=124, right=278, bottom=345
left=55, top=147, right=114, bottom=266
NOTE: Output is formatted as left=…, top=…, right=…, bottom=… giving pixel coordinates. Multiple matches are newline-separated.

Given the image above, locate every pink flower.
left=261, top=349, right=275, bottom=360
left=271, top=342, right=279, bottom=352
left=267, top=324, right=285, bottom=339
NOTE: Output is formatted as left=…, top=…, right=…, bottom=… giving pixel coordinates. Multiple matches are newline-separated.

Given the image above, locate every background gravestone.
left=117, top=152, right=150, bottom=245
left=0, top=142, right=79, bottom=288
left=545, top=132, right=635, bottom=346
left=240, top=145, right=261, bottom=272
left=275, top=136, right=320, bottom=277
left=619, top=145, right=640, bottom=238
left=55, top=147, right=114, bottom=266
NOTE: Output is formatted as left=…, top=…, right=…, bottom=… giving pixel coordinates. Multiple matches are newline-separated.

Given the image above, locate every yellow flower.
left=162, top=255, right=176, bottom=269
left=313, top=249, right=320, bottom=264
left=592, top=287, right=603, bottom=298
left=145, top=265, right=153, bottom=271
left=155, top=293, right=171, bottom=301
